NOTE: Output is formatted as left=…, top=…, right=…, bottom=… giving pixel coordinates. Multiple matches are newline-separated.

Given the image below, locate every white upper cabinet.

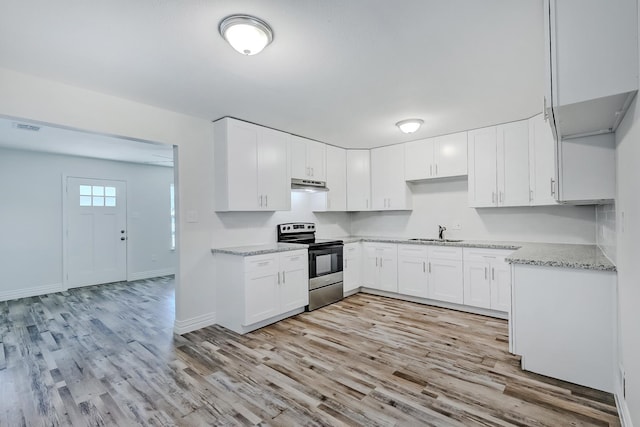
left=469, top=121, right=530, bottom=208
left=291, top=135, right=326, bottom=182
left=528, top=114, right=558, bottom=206
left=371, top=144, right=412, bottom=211
left=312, top=145, right=347, bottom=211
left=214, top=118, right=290, bottom=211
left=468, top=126, right=498, bottom=207
left=405, top=137, right=435, bottom=181
left=496, top=121, right=530, bottom=207
left=544, top=0, right=638, bottom=139
left=346, top=150, right=372, bottom=211
left=404, top=132, right=467, bottom=181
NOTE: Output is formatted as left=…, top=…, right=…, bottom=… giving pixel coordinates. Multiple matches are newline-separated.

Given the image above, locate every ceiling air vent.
left=12, top=122, right=41, bottom=132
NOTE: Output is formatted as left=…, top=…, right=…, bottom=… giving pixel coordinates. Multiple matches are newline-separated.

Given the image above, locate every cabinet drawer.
left=463, top=248, right=514, bottom=263
left=398, top=244, right=428, bottom=258
left=344, top=243, right=360, bottom=255
left=428, top=246, right=462, bottom=261
left=280, top=250, right=308, bottom=270
left=244, top=254, right=279, bottom=274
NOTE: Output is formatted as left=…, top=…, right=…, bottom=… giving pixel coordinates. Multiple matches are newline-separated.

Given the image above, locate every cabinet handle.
left=388, top=198, right=391, bottom=208
left=277, top=271, right=281, bottom=285
left=258, top=261, right=270, bottom=266
left=435, top=164, right=438, bottom=176
left=306, top=167, right=310, bottom=176
left=485, top=267, right=487, bottom=280
left=529, top=189, right=533, bottom=202
left=492, top=192, right=495, bottom=204
left=492, top=268, right=495, bottom=281
left=380, top=257, right=383, bottom=268
left=428, top=262, right=431, bottom=273
left=265, top=195, right=268, bottom=207
left=375, top=257, right=378, bottom=267
left=366, top=198, right=369, bottom=209
left=499, top=191, right=504, bottom=203
left=550, top=178, right=556, bottom=196
left=430, top=164, right=433, bottom=176
left=259, top=195, right=263, bottom=207
left=283, top=271, right=286, bottom=283
left=423, top=261, right=425, bottom=273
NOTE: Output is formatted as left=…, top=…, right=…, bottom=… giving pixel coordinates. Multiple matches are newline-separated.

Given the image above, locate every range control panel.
left=278, top=222, right=315, bottom=234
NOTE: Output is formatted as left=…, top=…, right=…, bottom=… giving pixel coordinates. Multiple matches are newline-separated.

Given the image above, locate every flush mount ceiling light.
left=219, top=14, right=273, bottom=56
left=396, top=119, right=424, bottom=134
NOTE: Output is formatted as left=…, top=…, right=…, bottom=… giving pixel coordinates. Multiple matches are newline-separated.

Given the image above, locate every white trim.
left=615, top=392, right=633, bottom=427
left=173, top=311, right=217, bottom=335
left=360, top=288, right=509, bottom=319
left=128, top=268, right=175, bottom=281
left=0, top=283, right=64, bottom=302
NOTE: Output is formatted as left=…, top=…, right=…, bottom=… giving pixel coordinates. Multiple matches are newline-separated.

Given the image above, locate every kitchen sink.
left=409, top=238, right=463, bottom=243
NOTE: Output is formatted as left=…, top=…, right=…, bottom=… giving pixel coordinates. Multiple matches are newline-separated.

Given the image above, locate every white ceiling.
left=0, top=116, right=174, bottom=166
left=0, top=0, right=544, bottom=150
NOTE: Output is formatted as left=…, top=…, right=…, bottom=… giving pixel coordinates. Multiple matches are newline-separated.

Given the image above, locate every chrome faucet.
left=438, top=225, right=446, bottom=240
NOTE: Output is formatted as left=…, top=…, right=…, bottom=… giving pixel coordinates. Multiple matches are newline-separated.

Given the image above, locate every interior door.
left=66, top=177, right=127, bottom=288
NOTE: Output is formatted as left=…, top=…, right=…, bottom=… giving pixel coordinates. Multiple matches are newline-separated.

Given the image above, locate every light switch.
left=186, top=210, right=198, bottom=223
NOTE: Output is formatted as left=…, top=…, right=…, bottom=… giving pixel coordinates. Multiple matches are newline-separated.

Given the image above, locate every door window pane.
left=92, top=186, right=104, bottom=196
left=93, top=196, right=105, bottom=207
left=80, top=196, right=92, bottom=206
left=105, top=197, right=116, bottom=207
left=79, top=185, right=92, bottom=196
left=105, top=186, right=116, bottom=197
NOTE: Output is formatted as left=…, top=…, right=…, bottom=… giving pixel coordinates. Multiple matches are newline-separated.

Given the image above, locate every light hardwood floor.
left=0, top=276, right=620, bottom=426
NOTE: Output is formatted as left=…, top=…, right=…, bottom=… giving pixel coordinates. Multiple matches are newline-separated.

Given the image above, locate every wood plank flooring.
left=0, top=276, right=620, bottom=426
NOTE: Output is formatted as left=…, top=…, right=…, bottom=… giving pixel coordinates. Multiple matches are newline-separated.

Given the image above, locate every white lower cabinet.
left=215, top=249, right=309, bottom=334
left=362, top=243, right=398, bottom=292
left=397, top=245, right=429, bottom=298
left=397, top=245, right=463, bottom=304
left=343, top=243, right=362, bottom=293
left=462, top=248, right=512, bottom=312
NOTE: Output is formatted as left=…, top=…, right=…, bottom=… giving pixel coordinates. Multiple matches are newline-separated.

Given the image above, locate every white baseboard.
left=174, top=311, right=217, bottom=335
left=0, top=283, right=64, bottom=302
left=615, top=392, right=634, bottom=427
left=128, top=268, right=175, bottom=281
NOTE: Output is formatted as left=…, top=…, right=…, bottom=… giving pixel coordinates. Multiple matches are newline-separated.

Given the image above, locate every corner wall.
left=614, top=94, right=640, bottom=426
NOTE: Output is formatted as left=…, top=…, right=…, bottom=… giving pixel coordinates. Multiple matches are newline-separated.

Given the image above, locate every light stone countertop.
left=211, top=242, right=308, bottom=256
left=212, top=236, right=616, bottom=271
left=334, top=236, right=616, bottom=272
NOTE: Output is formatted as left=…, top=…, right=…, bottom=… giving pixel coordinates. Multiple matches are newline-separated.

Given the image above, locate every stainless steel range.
left=277, top=223, right=343, bottom=311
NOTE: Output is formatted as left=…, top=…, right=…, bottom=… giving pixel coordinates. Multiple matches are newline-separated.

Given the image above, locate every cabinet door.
left=343, top=243, right=361, bottom=292
left=435, top=132, right=467, bottom=178
left=490, top=261, right=511, bottom=312
left=467, top=127, right=497, bottom=207
left=378, top=246, right=398, bottom=293
left=223, top=120, right=259, bottom=210
left=529, top=114, right=558, bottom=206
left=290, top=135, right=308, bottom=180
left=497, top=121, right=530, bottom=207
left=325, top=145, right=347, bottom=211
left=463, top=260, right=491, bottom=309
left=428, top=259, right=463, bottom=304
left=306, top=140, right=326, bottom=181
left=346, top=150, right=371, bottom=211
left=361, top=244, right=379, bottom=288
left=258, top=127, right=290, bottom=211
left=244, top=270, right=279, bottom=325
left=370, top=146, right=390, bottom=210
left=405, top=138, right=434, bottom=181
left=397, top=246, right=428, bottom=298
left=280, top=251, right=309, bottom=312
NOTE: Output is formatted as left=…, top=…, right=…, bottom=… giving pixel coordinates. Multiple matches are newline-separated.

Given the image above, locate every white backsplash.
left=596, top=203, right=617, bottom=263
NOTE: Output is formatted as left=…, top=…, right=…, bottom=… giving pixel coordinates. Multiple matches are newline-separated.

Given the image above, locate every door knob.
left=121, top=230, right=125, bottom=233
left=120, top=237, right=126, bottom=241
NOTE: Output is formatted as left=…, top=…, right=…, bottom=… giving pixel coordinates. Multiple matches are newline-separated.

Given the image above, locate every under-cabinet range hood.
left=291, top=178, right=329, bottom=192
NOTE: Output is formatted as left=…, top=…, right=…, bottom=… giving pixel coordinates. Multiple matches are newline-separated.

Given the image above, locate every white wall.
left=614, top=94, right=640, bottom=425
left=212, top=192, right=350, bottom=248
left=0, top=147, right=175, bottom=300
left=351, top=179, right=596, bottom=243
left=596, top=203, right=617, bottom=263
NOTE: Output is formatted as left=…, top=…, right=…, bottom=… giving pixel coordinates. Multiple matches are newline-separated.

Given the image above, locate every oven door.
left=308, top=245, right=343, bottom=279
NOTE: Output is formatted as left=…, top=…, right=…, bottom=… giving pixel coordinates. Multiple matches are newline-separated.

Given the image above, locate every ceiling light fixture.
left=219, top=14, right=273, bottom=56
left=396, top=119, right=424, bottom=134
